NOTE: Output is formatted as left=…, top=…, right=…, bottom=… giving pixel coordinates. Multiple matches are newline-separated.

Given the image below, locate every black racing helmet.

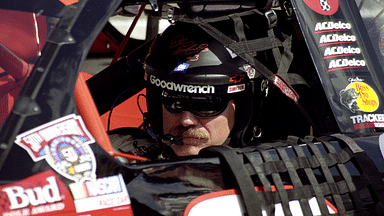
left=144, top=17, right=273, bottom=146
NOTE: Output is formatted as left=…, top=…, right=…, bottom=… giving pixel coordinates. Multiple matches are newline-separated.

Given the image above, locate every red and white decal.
left=184, top=186, right=338, bottom=216
left=0, top=170, right=76, bottom=216
left=69, top=174, right=133, bottom=215
left=227, top=84, right=245, bottom=94
left=15, top=114, right=97, bottom=183
left=303, top=0, right=339, bottom=15
left=273, top=74, right=299, bottom=104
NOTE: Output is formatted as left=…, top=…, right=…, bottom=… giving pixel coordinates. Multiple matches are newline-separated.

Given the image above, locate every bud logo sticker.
left=340, top=77, right=379, bottom=113
left=303, top=0, right=339, bottom=15
left=0, top=170, right=75, bottom=215
left=15, top=114, right=97, bottom=183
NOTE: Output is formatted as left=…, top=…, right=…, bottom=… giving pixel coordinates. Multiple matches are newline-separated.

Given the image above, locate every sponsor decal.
left=328, top=58, right=365, bottom=71
left=340, top=77, right=379, bottom=113
left=323, top=46, right=361, bottom=59
left=149, top=74, right=215, bottom=94
left=350, top=114, right=384, bottom=130
left=303, top=0, right=339, bottom=15
left=174, top=63, right=189, bottom=73
left=273, top=74, right=299, bottom=104
left=0, top=170, right=76, bottom=216
left=15, top=114, right=96, bottom=183
left=69, top=174, right=132, bottom=213
left=59, top=0, right=78, bottom=6
left=340, top=77, right=382, bottom=130
left=229, top=74, right=245, bottom=83
left=243, top=64, right=256, bottom=79
left=184, top=186, right=337, bottom=216
left=318, top=33, right=356, bottom=46
left=314, top=21, right=366, bottom=72
left=227, top=84, right=245, bottom=94
left=315, top=21, right=351, bottom=33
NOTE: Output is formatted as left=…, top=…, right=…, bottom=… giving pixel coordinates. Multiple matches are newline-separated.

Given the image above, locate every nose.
left=179, top=111, right=199, bottom=128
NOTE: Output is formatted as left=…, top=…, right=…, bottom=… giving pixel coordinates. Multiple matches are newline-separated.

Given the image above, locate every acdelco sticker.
left=303, top=0, right=339, bottom=15
left=15, top=114, right=97, bottom=183
left=340, top=77, right=379, bottom=113
left=0, top=170, right=75, bottom=216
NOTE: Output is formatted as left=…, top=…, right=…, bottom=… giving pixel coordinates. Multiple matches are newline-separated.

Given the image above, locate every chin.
left=172, top=145, right=201, bottom=157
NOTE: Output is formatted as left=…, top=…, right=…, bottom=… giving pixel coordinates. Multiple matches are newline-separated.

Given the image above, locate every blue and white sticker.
left=174, top=63, right=190, bottom=73
left=15, top=114, right=97, bottom=182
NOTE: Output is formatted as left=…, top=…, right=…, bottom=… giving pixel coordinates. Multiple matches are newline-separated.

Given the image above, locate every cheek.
left=203, top=102, right=235, bottom=144
left=163, top=108, right=171, bottom=134
left=162, top=107, right=175, bottom=134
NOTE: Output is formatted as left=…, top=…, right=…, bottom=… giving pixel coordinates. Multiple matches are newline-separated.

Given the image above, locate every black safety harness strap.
left=178, top=13, right=321, bottom=135
left=199, top=146, right=267, bottom=216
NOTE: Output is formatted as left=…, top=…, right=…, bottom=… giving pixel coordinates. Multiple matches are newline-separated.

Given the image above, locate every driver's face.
left=162, top=100, right=235, bottom=156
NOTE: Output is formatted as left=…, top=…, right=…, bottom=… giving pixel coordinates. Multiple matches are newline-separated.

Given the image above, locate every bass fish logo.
left=303, top=0, right=339, bottom=15
left=340, top=78, right=379, bottom=113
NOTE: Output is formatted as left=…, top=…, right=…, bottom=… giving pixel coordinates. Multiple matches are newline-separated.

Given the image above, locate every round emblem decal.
left=303, top=0, right=339, bottom=15
left=340, top=80, right=379, bottom=113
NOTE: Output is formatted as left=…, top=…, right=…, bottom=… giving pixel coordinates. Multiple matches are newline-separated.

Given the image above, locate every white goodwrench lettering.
left=149, top=75, right=214, bottom=94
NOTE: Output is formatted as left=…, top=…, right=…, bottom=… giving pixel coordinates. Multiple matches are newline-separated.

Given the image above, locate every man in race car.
left=110, top=14, right=285, bottom=159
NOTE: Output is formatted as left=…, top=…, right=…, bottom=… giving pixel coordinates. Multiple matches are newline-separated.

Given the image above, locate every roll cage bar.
left=0, top=0, right=280, bottom=177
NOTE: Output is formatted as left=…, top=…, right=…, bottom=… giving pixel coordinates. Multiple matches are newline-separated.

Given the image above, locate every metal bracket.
left=265, top=10, right=278, bottom=29
left=149, top=0, right=159, bottom=15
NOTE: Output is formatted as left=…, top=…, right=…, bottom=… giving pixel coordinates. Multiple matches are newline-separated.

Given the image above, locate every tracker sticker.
left=15, top=114, right=96, bottom=183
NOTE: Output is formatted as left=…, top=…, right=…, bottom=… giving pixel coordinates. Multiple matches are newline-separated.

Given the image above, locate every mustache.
left=169, top=126, right=209, bottom=139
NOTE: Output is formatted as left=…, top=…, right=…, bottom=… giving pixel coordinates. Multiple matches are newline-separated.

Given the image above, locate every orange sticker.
left=59, top=0, right=79, bottom=6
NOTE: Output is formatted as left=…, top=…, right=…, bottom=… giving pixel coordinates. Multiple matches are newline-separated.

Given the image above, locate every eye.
left=171, top=101, right=183, bottom=109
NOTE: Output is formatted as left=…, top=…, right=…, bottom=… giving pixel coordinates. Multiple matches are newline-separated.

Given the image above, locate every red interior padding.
left=0, top=9, right=46, bottom=125
left=75, top=72, right=148, bottom=161
left=75, top=72, right=115, bottom=154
